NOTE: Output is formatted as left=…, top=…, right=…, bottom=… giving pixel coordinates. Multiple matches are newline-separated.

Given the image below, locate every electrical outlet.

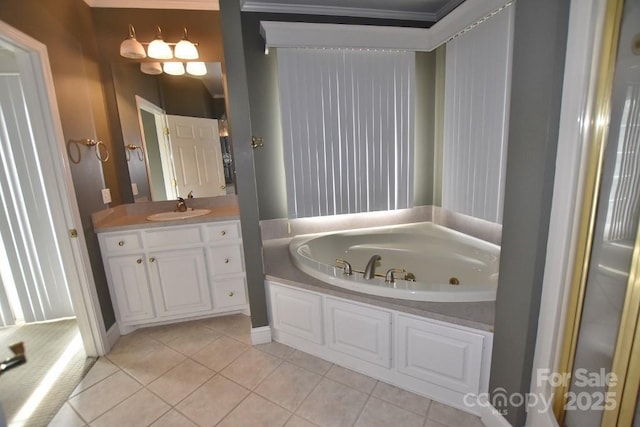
left=131, top=183, right=139, bottom=196
left=101, top=188, right=112, bottom=204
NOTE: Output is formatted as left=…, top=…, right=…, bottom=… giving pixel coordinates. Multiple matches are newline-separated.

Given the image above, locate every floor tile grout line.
left=67, top=360, right=121, bottom=400
left=351, top=391, right=374, bottom=426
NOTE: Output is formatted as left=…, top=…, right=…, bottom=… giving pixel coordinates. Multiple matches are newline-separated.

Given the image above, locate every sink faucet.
left=187, top=190, right=194, bottom=199
left=175, top=197, right=187, bottom=212
left=363, top=255, right=381, bottom=279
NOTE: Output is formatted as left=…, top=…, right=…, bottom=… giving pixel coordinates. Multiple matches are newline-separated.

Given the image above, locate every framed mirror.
left=111, top=61, right=233, bottom=202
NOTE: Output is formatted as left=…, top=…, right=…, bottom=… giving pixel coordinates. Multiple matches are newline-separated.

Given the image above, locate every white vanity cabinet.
left=98, top=220, right=248, bottom=333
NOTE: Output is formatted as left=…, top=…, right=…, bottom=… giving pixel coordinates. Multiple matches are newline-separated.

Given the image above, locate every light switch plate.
left=131, top=183, right=139, bottom=196
left=101, top=188, right=112, bottom=204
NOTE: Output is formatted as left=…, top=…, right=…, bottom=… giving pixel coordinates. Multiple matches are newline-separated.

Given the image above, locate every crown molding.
left=83, top=0, right=219, bottom=10
left=261, top=0, right=512, bottom=52
left=242, top=1, right=437, bottom=22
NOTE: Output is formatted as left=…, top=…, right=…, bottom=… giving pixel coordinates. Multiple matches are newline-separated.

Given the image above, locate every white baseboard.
left=105, top=322, right=121, bottom=353
left=479, top=400, right=512, bottom=427
left=251, top=326, right=272, bottom=345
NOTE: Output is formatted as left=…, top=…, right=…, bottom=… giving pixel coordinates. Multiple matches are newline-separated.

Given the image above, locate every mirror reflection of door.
left=167, top=114, right=226, bottom=199
left=135, top=96, right=177, bottom=201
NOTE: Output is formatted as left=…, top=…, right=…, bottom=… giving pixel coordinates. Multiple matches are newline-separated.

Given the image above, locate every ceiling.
left=84, top=0, right=466, bottom=22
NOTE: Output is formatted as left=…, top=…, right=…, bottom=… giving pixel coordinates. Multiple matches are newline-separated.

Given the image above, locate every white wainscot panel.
left=397, top=314, right=484, bottom=395
left=270, top=285, right=323, bottom=344
left=325, top=297, right=391, bottom=368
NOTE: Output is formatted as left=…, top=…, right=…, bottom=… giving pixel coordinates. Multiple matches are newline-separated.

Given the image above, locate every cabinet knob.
left=136, top=258, right=142, bottom=264
left=228, top=292, right=234, bottom=297
left=224, top=258, right=229, bottom=264
left=220, top=230, right=226, bottom=236
left=149, top=257, right=156, bottom=263
left=118, top=241, right=125, bottom=246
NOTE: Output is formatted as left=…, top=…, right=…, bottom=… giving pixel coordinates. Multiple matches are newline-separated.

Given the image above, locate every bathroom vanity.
left=93, top=198, right=248, bottom=335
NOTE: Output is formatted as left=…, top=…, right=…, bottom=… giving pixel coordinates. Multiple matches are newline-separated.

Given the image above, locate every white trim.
left=260, top=0, right=511, bottom=52
left=478, top=400, right=512, bottom=427
left=0, top=20, right=109, bottom=357
left=83, top=0, right=219, bottom=10
left=526, top=0, right=607, bottom=426
left=251, top=326, right=272, bottom=345
left=242, top=1, right=437, bottom=22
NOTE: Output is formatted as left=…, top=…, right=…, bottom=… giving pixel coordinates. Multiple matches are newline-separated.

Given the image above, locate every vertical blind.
left=276, top=48, right=415, bottom=218
left=442, top=6, right=514, bottom=224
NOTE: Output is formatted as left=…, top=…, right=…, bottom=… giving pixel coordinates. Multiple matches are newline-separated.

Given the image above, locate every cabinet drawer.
left=397, top=315, right=484, bottom=394
left=102, top=233, right=142, bottom=253
left=325, top=298, right=391, bottom=368
left=145, top=226, right=202, bottom=248
left=209, top=244, right=245, bottom=275
left=214, top=277, right=247, bottom=308
left=206, top=221, right=241, bottom=242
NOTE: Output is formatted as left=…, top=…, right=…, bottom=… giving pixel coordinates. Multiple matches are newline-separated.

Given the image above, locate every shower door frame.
left=553, top=0, right=640, bottom=424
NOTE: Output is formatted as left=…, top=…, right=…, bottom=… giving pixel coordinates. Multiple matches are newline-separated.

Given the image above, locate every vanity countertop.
left=92, top=195, right=240, bottom=233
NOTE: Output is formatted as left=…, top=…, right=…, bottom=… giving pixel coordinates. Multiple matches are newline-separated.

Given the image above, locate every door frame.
left=0, top=20, right=108, bottom=356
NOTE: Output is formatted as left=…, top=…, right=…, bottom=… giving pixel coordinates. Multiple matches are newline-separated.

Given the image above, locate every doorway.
left=0, top=19, right=107, bottom=426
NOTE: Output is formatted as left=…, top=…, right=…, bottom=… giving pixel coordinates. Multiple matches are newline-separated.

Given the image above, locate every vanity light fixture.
left=140, top=62, right=162, bottom=75
left=147, top=26, right=173, bottom=59
left=186, top=61, right=207, bottom=76
left=119, top=24, right=146, bottom=59
left=174, top=28, right=199, bottom=60
left=163, top=61, right=185, bottom=76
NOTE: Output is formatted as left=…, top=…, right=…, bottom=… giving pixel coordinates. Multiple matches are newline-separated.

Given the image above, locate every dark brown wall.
left=0, top=0, right=117, bottom=328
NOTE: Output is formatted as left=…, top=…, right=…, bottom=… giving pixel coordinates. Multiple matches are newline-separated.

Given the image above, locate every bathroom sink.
left=146, top=209, right=211, bottom=222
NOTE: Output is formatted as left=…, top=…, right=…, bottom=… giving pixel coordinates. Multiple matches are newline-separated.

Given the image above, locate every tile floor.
left=49, top=314, right=485, bottom=427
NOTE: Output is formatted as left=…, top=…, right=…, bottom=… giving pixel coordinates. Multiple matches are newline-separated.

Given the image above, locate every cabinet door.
left=107, top=255, right=155, bottom=323
left=397, top=315, right=484, bottom=394
left=325, top=298, right=392, bottom=368
left=270, top=284, right=323, bottom=344
left=148, top=248, right=212, bottom=317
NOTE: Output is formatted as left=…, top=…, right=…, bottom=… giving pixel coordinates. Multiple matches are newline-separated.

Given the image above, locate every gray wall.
left=220, top=0, right=269, bottom=328
left=241, top=12, right=438, bottom=220
left=489, top=0, right=570, bottom=425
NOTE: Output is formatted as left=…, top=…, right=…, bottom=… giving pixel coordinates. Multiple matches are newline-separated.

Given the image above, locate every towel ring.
left=66, top=138, right=110, bottom=164
left=125, top=144, right=144, bottom=162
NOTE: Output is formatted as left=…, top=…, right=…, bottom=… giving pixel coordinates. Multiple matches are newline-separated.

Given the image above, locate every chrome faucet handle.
left=335, top=259, right=353, bottom=276
left=175, top=197, right=188, bottom=212
left=187, top=190, right=194, bottom=199
left=385, top=268, right=406, bottom=284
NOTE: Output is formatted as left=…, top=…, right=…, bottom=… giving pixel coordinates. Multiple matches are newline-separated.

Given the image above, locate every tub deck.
left=263, top=237, right=495, bottom=332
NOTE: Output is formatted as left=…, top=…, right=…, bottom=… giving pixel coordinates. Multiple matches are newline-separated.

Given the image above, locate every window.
left=276, top=48, right=415, bottom=218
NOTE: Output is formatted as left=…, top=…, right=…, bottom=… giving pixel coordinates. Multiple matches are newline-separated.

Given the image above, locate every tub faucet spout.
left=363, top=255, right=381, bottom=279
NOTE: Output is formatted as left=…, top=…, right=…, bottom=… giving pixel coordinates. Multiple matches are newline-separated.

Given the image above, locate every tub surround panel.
left=267, top=281, right=493, bottom=414
left=263, top=238, right=494, bottom=332
left=432, top=207, right=502, bottom=246
left=260, top=205, right=501, bottom=245
left=91, top=195, right=239, bottom=232
left=260, top=206, right=433, bottom=240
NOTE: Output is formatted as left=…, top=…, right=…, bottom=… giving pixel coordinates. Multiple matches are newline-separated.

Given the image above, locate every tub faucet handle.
left=335, top=259, right=353, bottom=276
left=385, top=268, right=406, bottom=284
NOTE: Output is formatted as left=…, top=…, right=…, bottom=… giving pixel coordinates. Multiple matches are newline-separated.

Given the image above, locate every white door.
left=167, top=115, right=226, bottom=199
